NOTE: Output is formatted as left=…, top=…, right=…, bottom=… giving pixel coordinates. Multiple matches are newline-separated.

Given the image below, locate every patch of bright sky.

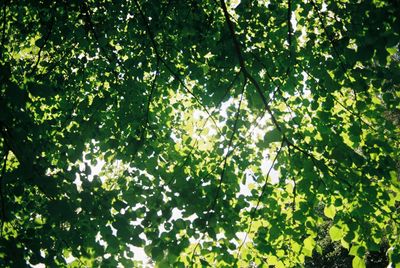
left=66, top=87, right=284, bottom=267
left=73, top=155, right=105, bottom=192
left=33, top=2, right=328, bottom=267
left=64, top=1, right=322, bottom=263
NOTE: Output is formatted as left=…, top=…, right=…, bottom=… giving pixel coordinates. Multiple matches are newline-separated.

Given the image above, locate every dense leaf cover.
left=0, top=0, right=399, bottom=267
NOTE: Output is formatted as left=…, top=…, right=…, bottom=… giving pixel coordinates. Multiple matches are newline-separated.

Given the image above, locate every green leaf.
left=151, top=246, right=164, bottom=261
left=352, top=256, right=366, bottom=268
left=200, top=259, right=211, bottom=266
left=263, top=128, right=282, bottom=144
left=304, top=236, right=315, bottom=251
left=1, top=1, right=397, bottom=267
left=329, top=225, right=343, bottom=241
left=324, top=204, right=336, bottom=219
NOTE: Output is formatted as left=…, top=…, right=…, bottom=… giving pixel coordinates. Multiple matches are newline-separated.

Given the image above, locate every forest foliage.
left=0, top=0, right=399, bottom=267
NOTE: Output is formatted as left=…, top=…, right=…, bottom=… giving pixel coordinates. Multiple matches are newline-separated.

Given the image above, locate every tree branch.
left=219, top=0, right=282, bottom=133
left=132, top=0, right=223, bottom=135
left=30, top=17, right=54, bottom=75
left=287, top=0, right=292, bottom=75
left=0, top=0, right=7, bottom=60
left=0, top=148, right=9, bottom=237
left=131, top=59, right=160, bottom=159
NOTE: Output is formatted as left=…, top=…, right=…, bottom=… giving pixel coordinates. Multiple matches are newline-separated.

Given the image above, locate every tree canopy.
left=0, top=0, right=399, bottom=267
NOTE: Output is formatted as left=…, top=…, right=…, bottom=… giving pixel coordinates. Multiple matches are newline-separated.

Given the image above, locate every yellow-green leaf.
left=352, top=256, right=366, bottom=268
left=324, top=204, right=336, bottom=219
left=329, top=225, right=343, bottom=241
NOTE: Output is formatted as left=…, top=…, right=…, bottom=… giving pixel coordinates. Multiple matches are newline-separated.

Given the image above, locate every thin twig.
left=80, top=2, right=127, bottom=78
left=208, top=78, right=247, bottom=216
left=189, top=78, right=247, bottom=266
left=234, top=140, right=284, bottom=265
